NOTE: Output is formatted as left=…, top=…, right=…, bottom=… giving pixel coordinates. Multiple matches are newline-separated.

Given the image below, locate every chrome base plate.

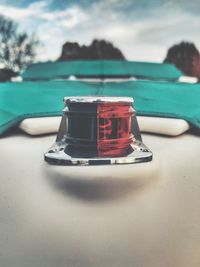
left=44, top=140, right=153, bottom=166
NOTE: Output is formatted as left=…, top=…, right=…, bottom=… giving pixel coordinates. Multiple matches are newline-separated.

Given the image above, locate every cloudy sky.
left=0, top=0, right=200, bottom=62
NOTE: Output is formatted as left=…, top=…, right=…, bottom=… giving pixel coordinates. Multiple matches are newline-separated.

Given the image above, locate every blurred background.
left=1, top=0, right=200, bottom=61
left=0, top=0, right=200, bottom=80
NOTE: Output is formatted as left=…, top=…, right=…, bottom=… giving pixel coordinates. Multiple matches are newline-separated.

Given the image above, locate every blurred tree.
left=58, top=39, right=125, bottom=61
left=0, top=15, right=39, bottom=73
left=164, top=41, right=200, bottom=77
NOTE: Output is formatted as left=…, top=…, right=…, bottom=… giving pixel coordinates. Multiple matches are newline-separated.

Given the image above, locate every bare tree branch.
left=0, top=15, right=39, bottom=72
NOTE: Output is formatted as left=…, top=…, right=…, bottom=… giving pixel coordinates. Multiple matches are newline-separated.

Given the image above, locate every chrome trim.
left=44, top=140, right=152, bottom=166
left=64, top=96, right=133, bottom=104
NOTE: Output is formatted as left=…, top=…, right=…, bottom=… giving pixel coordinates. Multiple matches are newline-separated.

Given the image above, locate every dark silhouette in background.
left=164, top=41, right=200, bottom=80
left=58, top=39, right=125, bottom=61
left=0, top=68, right=17, bottom=82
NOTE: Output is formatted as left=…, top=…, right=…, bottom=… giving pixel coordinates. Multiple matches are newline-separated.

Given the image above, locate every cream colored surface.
left=178, top=76, right=198, bottom=83
left=19, top=116, right=190, bottom=136
left=0, top=132, right=200, bottom=267
left=45, top=157, right=159, bottom=182
left=19, top=116, right=62, bottom=135
left=137, top=116, right=190, bottom=136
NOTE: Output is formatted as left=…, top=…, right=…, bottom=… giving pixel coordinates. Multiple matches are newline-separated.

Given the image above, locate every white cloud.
left=0, top=1, right=47, bottom=20
left=0, top=0, right=200, bottom=62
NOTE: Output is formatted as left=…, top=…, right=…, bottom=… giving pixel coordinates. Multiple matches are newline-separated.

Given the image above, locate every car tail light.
left=44, top=96, right=152, bottom=165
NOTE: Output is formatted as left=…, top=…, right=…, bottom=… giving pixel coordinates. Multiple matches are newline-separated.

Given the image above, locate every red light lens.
left=98, top=103, right=135, bottom=157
